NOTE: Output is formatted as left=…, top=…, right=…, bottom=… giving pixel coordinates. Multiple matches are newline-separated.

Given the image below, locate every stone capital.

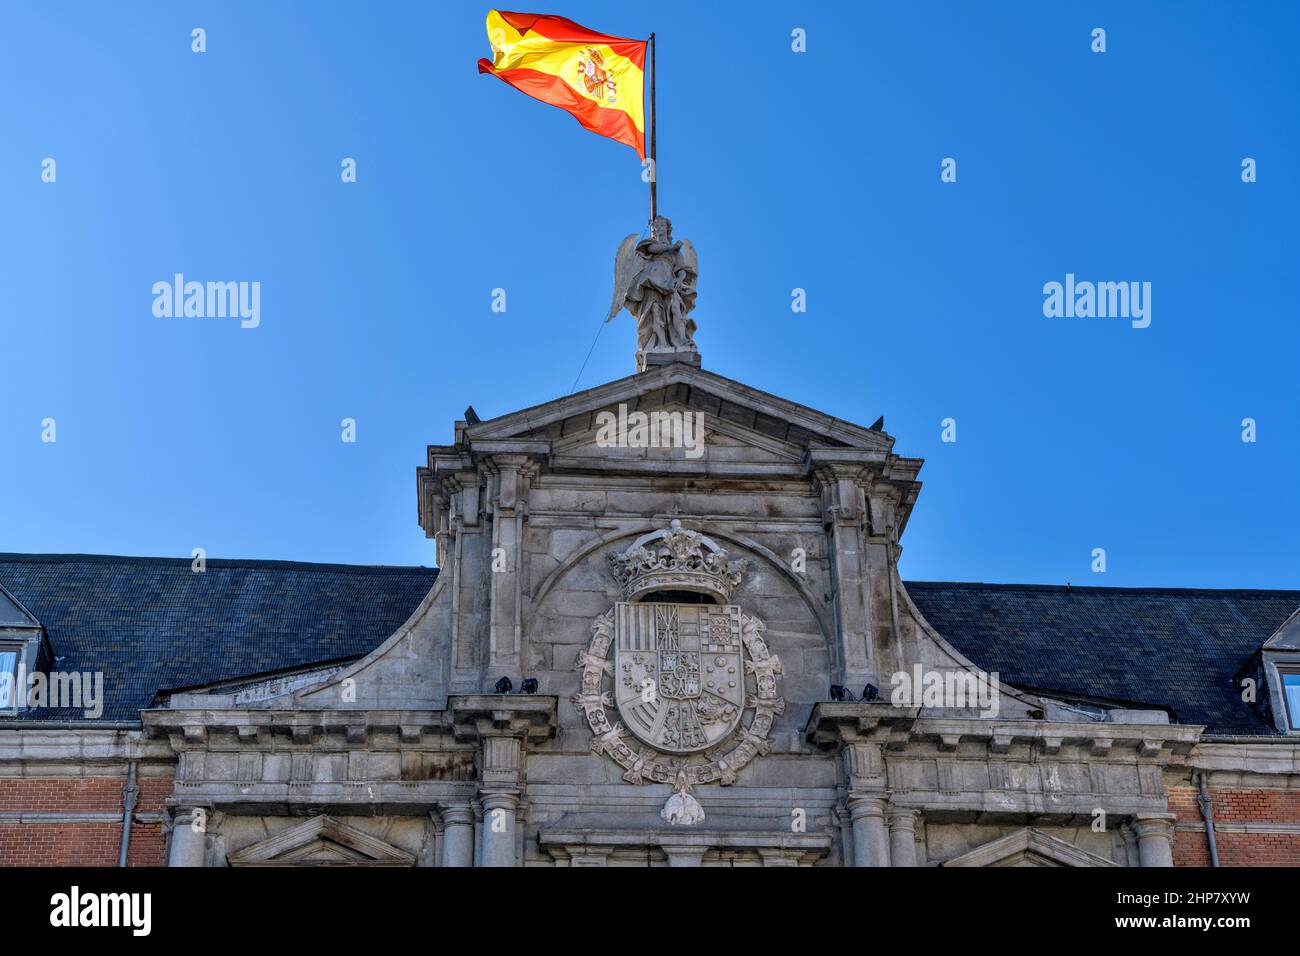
left=438, top=803, right=476, bottom=828
left=846, top=794, right=889, bottom=821
left=479, top=791, right=521, bottom=813
left=1132, top=813, right=1177, bottom=839
left=885, top=803, right=921, bottom=832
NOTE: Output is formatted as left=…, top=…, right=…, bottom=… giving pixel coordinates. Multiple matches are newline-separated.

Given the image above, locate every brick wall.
left=0, top=774, right=172, bottom=867
left=1170, top=785, right=1300, bottom=866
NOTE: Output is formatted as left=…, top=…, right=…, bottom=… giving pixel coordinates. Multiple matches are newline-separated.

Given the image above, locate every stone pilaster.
left=810, top=455, right=877, bottom=687
left=474, top=443, right=547, bottom=690
left=429, top=454, right=480, bottom=694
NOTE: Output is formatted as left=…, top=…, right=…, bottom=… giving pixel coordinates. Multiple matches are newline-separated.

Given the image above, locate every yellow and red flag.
left=477, top=10, right=647, bottom=159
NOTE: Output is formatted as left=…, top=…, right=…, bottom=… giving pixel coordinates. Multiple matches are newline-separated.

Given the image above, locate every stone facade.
left=1, top=359, right=1298, bottom=866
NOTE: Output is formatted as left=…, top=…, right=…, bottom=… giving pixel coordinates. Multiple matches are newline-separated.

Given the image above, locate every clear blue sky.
left=2, top=2, right=1296, bottom=588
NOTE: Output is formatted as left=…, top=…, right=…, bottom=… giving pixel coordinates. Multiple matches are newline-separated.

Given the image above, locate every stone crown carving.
left=607, top=519, right=747, bottom=604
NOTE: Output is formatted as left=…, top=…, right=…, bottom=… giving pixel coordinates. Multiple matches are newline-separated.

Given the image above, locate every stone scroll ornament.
left=571, top=521, right=785, bottom=826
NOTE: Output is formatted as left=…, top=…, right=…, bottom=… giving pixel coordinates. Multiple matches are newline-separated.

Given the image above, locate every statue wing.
left=678, top=238, right=699, bottom=281
left=606, top=233, right=642, bottom=322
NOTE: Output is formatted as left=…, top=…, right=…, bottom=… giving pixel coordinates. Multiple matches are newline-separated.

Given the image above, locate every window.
left=0, top=647, right=17, bottom=710
left=1282, top=669, right=1300, bottom=731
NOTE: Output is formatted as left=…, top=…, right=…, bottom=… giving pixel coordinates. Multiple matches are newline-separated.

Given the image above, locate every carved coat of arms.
left=571, top=521, right=785, bottom=825
left=615, top=602, right=744, bottom=753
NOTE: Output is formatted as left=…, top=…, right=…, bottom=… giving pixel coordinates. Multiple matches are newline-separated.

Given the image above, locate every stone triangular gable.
left=462, top=364, right=892, bottom=452
left=227, top=816, right=416, bottom=867
left=942, top=828, right=1118, bottom=867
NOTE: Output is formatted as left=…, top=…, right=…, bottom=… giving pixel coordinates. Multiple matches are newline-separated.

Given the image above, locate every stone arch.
left=525, top=521, right=831, bottom=645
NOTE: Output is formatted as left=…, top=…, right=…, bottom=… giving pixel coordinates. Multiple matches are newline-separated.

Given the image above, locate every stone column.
left=451, top=695, right=556, bottom=868
left=1133, top=814, right=1176, bottom=867
left=847, top=795, right=890, bottom=867
left=886, top=805, right=921, bottom=867
left=167, top=807, right=207, bottom=868
left=440, top=804, right=475, bottom=868
left=479, top=792, right=520, bottom=867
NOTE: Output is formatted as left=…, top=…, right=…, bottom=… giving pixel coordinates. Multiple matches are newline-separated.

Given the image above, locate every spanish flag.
left=477, top=10, right=647, bottom=159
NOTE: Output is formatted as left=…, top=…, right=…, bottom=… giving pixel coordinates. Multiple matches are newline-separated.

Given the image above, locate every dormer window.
left=1258, top=608, right=1300, bottom=734
left=0, top=646, right=17, bottom=710
left=0, top=581, right=48, bottom=715
left=1281, top=668, right=1300, bottom=731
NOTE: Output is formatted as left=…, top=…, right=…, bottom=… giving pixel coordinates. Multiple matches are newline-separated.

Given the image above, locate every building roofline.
left=903, top=580, right=1300, bottom=598
left=0, top=556, right=1291, bottom=598
left=0, top=552, right=435, bottom=574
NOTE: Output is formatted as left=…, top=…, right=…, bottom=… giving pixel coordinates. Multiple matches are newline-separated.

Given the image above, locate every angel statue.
left=606, top=216, right=699, bottom=368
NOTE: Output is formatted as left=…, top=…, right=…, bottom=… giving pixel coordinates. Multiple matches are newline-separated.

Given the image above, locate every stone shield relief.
left=570, top=522, right=785, bottom=824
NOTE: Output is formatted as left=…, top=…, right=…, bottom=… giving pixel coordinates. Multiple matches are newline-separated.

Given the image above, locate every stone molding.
left=226, top=814, right=416, bottom=867
left=942, top=827, right=1118, bottom=868
left=539, top=828, right=832, bottom=866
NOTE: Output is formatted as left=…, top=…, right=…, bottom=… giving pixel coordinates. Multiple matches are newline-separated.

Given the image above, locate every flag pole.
left=648, top=32, right=657, bottom=225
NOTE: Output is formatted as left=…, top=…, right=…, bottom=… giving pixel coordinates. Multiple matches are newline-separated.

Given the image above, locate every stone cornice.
left=462, top=364, right=895, bottom=452
left=141, top=708, right=461, bottom=750
left=448, top=695, right=557, bottom=744
left=804, top=703, right=921, bottom=747
left=806, top=703, right=1202, bottom=760
left=1186, top=740, right=1300, bottom=780
left=468, top=439, right=552, bottom=463
left=0, top=726, right=172, bottom=767
left=169, top=779, right=479, bottom=815
left=539, top=828, right=833, bottom=853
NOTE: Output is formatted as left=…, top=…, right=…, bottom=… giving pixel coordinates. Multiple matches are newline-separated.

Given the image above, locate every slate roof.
left=0, top=554, right=437, bottom=721
left=906, top=581, right=1300, bottom=736
left=0, top=554, right=1295, bottom=735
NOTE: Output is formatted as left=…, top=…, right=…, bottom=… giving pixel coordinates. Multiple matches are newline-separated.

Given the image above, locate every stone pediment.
left=227, top=815, right=416, bottom=867
left=942, top=828, right=1118, bottom=867
left=458, top=364, right=893, bottom=453
left=551, top=401, right=805, bottom=470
